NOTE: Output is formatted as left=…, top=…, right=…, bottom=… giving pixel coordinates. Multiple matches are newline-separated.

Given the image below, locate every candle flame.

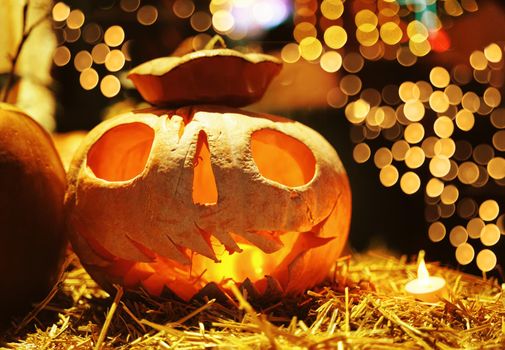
left=417, top=257, right=430, bottom=282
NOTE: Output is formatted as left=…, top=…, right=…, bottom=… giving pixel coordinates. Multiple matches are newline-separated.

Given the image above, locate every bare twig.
left=2, top=1, right=51, bottom=103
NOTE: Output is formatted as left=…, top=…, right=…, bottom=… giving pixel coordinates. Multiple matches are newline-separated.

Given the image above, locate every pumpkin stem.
left=204, top=35, right=227, bottom=50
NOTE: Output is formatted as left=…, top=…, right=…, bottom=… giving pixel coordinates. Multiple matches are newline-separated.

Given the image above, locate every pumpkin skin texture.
left=0, top=103, right=67, bottom=323
left=65, top=105, right=351, bottom=301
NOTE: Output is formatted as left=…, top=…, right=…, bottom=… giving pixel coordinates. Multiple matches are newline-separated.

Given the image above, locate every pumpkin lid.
left=128, top=36, right=282, bottom=107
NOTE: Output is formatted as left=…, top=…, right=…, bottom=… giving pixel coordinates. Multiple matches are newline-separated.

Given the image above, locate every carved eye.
left=87, top=123, right=154, bottom=181
left=251, top=129, right=316, bottom=187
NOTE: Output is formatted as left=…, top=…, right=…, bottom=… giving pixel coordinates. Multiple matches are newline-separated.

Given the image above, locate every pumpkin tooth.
left=127, top=233, right=191, bottom=265
left=194, top=225, right=219, bottom=262
left=194, top=222, right=242, bottom=255
left=208, top=229, right=242, bottom=254
left=167, top=226, right=219, bottom=262
left=123, top=262, right=155, bottom=287
left=106, top=235, right=153, bottom=262
left=140, top=273, right=165, bottom=297
left=238, top=230, right=284, bottom=253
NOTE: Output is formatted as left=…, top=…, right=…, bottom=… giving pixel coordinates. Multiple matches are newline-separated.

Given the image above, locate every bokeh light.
left=74, top=50, right=92, bottom=72
left=80, top=68, right=99, bottom=90
left=104, top=26, right=125, bottom=47
left=137, top=5, right=158, bottom=26
left=400, top=172, right=421, bottom=195
left=105, top=50, right=125, bottom=72
left=120, top=0, right=140, bottom=12
left=53, top=46, right=71, bottom=66
left=52, top=2, right=70, bottom=22
left=476, top=249, right=497, bottom=272
left=100, top=75, right=121, bottom=98
left=67, top=9, right=85, bottom=29
left=173, top=0, right=195, bottom=19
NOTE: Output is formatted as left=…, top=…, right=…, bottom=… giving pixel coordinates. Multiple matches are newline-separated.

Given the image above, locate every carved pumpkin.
left=65, top=40, right=351, bottom=301
left=0, top=103, right=67, bottom=322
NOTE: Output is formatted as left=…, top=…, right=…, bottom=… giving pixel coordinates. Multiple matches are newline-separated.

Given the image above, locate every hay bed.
left=3, top=251, right=505, bottom=349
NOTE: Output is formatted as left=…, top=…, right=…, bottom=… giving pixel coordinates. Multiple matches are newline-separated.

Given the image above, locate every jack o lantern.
left=65, top=39, right=351, bottom=301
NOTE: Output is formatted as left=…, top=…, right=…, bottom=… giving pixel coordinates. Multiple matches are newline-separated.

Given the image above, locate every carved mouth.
left=79, top=203, right=338, bottom=302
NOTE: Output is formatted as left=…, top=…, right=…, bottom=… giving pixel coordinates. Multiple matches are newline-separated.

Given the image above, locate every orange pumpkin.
left=0, top=103, right=67, bottom=322
left=65, top=42, right=351, bottom=301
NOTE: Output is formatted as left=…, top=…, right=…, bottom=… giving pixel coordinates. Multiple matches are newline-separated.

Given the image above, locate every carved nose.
left=192, top=130, right=218, bottom=205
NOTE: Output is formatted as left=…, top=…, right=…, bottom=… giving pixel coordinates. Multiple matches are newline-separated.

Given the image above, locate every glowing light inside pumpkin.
left=191, top=233, right=297, bottom=285
left=87, top=123, right=154, bottom=181
left=107, top=230, right=303, bottom=301
left=192, top=131, right=218, bottom=205
left=251, top=129, right=316, bottom=187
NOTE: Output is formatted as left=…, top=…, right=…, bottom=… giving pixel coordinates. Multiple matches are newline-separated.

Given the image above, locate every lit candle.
left=405, top=253, right=447, bottom=303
